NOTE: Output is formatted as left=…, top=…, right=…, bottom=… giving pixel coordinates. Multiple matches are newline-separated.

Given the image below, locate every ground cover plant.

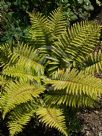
left=0, top=8, right=102, bottom=136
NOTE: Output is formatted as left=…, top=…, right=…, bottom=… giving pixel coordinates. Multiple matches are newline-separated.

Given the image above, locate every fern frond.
left=2, top=64, right=43, bottom=82
left=37, top=8, right=67, bottom=54
left=36, top=107, right=68, bottom=136
left=45, top=92, right=97, bottom=107
left=44, top=69, right=102, bottom=106
left=8, top=102, right=36, bottom=136
left=48, top=8, right=66, bottom=39
left=48, top=21, right=101, bottom=71
left=66, top=22, right=101, bottom=61
left=7, top=43, right=45, bottom=75
left=2, top=80, right=45, bottom=117
left=84, top=50, right=102, bottom=74
left=28, top=12, right=50, bottom=47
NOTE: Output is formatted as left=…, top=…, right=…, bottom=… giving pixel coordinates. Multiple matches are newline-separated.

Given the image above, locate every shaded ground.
left=78, top=102, right=102, bottom=136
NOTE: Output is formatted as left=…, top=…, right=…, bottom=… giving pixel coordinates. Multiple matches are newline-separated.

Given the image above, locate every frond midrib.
left=6, top=85, right=43, bottom=99
left=49, top=78, right=101, bottom=93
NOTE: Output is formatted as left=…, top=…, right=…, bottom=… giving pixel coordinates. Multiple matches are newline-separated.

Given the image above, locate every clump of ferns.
left=0, top=8, right=102, bottom=136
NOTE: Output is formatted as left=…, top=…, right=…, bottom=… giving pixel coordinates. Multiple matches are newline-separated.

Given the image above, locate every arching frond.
left=28, top=12, right=50, bottom=47
left=8, top=102, right=36, bottom=136
left=2, top=80, right=45, bottom=117
left=66, top=21, right=101, bottom=63
left=44, top=69, right=102, bottom=107
left=48, top=21, right=101, bottom=72
left=2, top=64, right=44, bottom=82
left=48, top=8, right=66, bottom=39
left=84, top=50, right=102, bottom=74
left=36, top=107, right=68, bottom=136
left=45, top=92, right=97, bottom=107
left=5, top=43, right=45, bottom=75
left=38, top=8, right=67, bottom=54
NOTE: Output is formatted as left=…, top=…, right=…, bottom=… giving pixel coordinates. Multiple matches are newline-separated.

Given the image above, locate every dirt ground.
left=79, top=103, right=102, bottom=136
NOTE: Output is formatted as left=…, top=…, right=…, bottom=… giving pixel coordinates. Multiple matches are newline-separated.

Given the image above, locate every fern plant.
left=0, top=8, right=102, bottom=136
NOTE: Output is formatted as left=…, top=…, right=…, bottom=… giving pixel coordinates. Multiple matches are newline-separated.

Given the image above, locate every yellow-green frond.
left=36, top=107, right=68, bottom=136
left=48, top=8, right=66, bottom=39
left=2, top=80, right=45, bottom=117
left=45, top=93, right=97, bottom=107
left=8, top=102, right=35, bottom=136
left=6, top=43, right=45, bottom=75
left=28, top=12, right=50, bottom=47
left=49, top=21, right=101, bottom=71
left=2, top=64, right=43, bottom=82
left=44, top=69, right=102, bottom=106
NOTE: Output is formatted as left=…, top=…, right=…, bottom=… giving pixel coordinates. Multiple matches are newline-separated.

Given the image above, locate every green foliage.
left=0, top=0, right=58, bottom=44
left=0, top=0, right=25, bottom=44
left=47, top=8, right=67, bottom=38
left=28, top=12, right=50, bottom=47
left=0, top=0, right=102, bottom=45
left=47, top=21, right=101, bottom=72
left=84, top=50, right=102, bottom=74
left=58, top=0, right=102, bottom=22
left=44, top=69, right=102, bottom=107
left=0, top=8, right=102, bottom=136
left=0, top=42, right=68, bottom=135
left=2, top=80, right=45, bottom=118
left=8, top=102, right=35, bottom=136
left=27, top=8, right=66, bottom=47
left=36, top=107, right=68, bottom=136
left=58, top=0, right=93, bottom=21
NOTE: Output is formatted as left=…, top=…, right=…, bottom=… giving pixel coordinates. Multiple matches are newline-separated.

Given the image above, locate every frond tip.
left=8, top=102, right=35, bottom=136
left=36, top=107, right=68, bottom=136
